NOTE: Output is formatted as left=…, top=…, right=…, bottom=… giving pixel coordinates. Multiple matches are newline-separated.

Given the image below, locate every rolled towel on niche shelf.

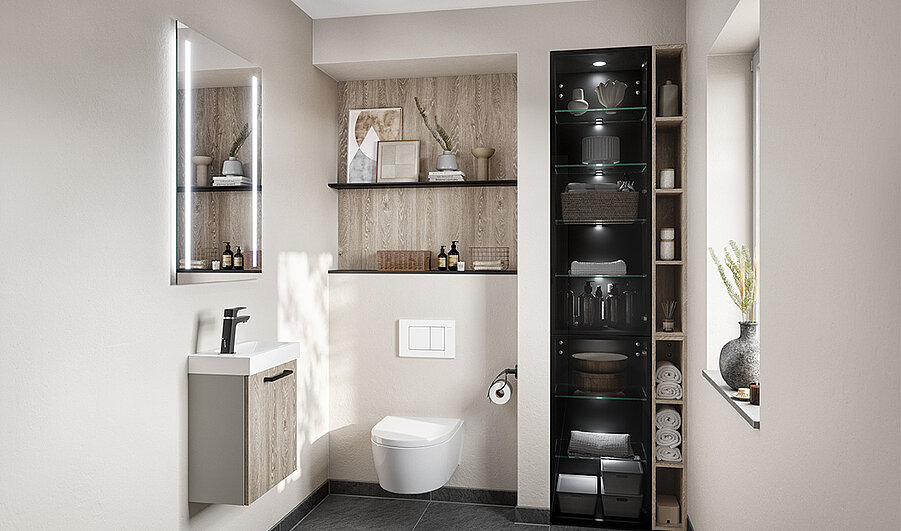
left=656, top=381, right=683, bottom=400
left=655, top=361, right=682, bottom=384
left=655, top=427, right=682, bottom=448
left=655, top=406, right=682, bottom=430
left=656, top=445, right=683, bottom=462
left=568, top=431, right=633, bottom=459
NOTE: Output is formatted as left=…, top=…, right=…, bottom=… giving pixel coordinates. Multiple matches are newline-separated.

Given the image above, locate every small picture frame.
left=376, top=140, right=421, bottom=183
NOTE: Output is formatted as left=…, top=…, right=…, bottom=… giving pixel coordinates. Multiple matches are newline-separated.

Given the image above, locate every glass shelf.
left=555, top=273, right=648, bottom=278
left=552, top=328, right=650, bottom=339
left=554, top=107, right=648, bottom=125
left=553, top=162, right=647, bottom=176
left=554, top=440, right=648, bottom=463
left=554, top=385, right=647, bottom=401
left=554, top=218, right=646, bottom=225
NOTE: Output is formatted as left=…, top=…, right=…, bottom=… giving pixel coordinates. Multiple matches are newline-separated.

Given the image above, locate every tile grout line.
left=410, top=501, right=431, bottom=530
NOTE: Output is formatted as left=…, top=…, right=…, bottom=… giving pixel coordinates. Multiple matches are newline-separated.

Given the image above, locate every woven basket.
left=572, top=369, right=626, bottom=393
left=376, top=250, right=431, bottom=271
left=561, top=191, right=640, bottom=221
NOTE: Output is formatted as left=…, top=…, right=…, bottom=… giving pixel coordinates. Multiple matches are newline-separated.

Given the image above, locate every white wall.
left=706, top=53, right=754, bottom=363
left=686, top=0, right=901, bottom=528
left=328, top=275, right=518, bottom=490
left=0, top=1, right=337, bottom=529
left=313, top=0, right=685, bottom=508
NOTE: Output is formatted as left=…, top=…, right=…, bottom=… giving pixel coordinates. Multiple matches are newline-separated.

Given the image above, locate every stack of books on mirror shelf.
left=212, top=175, right=252, bottom=186
left=428, top=170, right=465, bottom=182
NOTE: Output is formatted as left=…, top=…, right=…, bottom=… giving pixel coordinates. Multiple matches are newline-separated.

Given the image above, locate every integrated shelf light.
left=251, top=74, right=259, bottom=268
left=183, top=40, right=192, bottom=270
left=593, top=61, right=607, bottom=67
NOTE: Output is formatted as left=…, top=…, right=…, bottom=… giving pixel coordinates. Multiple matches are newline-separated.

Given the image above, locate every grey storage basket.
left=561, top=191, right=640, bottom=221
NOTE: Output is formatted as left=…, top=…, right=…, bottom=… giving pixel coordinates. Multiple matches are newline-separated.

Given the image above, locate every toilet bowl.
left=371, top=416, right=464, bottom=494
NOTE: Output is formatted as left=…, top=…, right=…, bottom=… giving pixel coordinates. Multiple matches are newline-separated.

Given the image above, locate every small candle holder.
left=750, top=382, right=760, bottom=405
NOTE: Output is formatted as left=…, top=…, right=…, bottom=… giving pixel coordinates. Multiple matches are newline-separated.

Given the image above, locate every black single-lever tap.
left=221, top=307, right=250, bottom=354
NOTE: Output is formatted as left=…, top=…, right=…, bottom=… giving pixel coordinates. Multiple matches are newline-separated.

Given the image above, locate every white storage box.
left=556, top=474, right=598, bottom=515
left=600, top=477, right=643, bottom=519
left=601, top=460, right=643, bottom=495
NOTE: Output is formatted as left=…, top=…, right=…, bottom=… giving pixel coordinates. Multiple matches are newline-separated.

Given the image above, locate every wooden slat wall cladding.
left=336, top=73, right=518, bottom=270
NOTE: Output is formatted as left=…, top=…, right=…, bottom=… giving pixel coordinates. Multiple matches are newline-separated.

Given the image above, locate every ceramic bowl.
left=594, top=80, right=627, bottom=108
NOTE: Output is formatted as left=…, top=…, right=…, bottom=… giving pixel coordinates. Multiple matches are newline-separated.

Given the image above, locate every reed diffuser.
left=661, top=300, right=677, bottom=332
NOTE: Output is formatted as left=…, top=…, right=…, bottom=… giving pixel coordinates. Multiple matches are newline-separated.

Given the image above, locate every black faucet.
left=220, top=307, right=250, bottom=354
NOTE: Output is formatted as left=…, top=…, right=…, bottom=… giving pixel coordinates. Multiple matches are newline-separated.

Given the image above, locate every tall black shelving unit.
left=550, top=47, right=652, bottom=528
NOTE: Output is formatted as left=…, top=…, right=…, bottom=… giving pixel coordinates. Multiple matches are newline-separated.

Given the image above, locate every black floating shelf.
left=552, top=328, right=651, bottom=338
left=176, top=269, right=261, bottom=274
left=328, top=269, right=516, bottom=275
left=328, top=179, right=518, bottom=190
left=177, top=185, right=261, bottom=192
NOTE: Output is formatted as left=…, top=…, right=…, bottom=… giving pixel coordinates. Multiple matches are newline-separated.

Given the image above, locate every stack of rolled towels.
left=655, top=406, right=682, bottom=462
left=655, top=361, right=683, bottom=400
left=568, top=430, right=634, bottom=459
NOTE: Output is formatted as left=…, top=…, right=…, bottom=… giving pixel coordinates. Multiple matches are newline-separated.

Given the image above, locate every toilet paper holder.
left=486, top=365, right=518, bottom=402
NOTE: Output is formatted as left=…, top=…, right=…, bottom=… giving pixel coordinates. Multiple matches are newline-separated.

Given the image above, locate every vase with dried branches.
left=222, top=123, right=250, bottom=176
left=415, top=97, right=458, bottom=171
left=709, top=240, right=760, bottom=390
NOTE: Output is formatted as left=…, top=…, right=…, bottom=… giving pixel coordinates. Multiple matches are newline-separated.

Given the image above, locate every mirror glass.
left=176, top=22, right=262, bottom=283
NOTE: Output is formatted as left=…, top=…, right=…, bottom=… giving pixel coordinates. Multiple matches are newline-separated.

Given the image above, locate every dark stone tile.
left=294, top=495, right=428, bottom=531
left=270, top=481, right=329, bottom=531
left=515, top=506, right=551, bottom=525
left=550, top=526, right=632, bottom=531
left=430, top=486, right=517, bottom=506
left=413, top=502, right=534, bottom=531
left=329, top=479, right=430, bottom=500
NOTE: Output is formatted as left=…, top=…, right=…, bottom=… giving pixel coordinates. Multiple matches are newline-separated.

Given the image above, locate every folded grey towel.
left=656, top=381, right=683, bottom=400
left=568, top=431, right=633, bottom=458
left=656, top=445, right=682, bottom=462
left=655, top=361, right=682, bottom=384
left=655, top=427, right=682, bottom=448
left=655, top=406, right=682, bottom=430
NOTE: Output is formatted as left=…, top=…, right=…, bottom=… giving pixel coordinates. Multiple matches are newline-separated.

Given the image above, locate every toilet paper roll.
left=489, top=380, right=512, bottom=405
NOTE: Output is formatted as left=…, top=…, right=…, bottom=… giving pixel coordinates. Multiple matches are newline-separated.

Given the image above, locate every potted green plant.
left=414, top=97, right=457, bottom=171
left=222, top=123, right=250, bottom=176
left=709, top=240, right=759, bottom=390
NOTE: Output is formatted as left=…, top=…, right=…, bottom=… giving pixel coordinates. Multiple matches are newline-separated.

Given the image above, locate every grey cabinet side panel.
left=188, top=374, right=246, bottom=504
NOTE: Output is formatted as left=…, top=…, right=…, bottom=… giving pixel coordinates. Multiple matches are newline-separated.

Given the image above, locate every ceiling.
left=291, top=0, right=593, bottom=19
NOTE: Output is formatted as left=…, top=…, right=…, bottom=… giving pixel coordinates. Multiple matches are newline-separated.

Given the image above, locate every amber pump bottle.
left=448, top=241, right=460, bottom=271
left=221, top=242, right=234, bottom=270
left=437, top=246, right=448, bottom=271
left=234, top=246, right=244, bottom=270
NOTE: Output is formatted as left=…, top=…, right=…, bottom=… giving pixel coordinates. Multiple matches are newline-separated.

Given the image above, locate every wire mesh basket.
left=469, top=247, right=510, bottom=271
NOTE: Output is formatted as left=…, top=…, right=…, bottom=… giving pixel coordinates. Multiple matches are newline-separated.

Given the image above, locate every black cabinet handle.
left=263, top=369, right=293, bottom=383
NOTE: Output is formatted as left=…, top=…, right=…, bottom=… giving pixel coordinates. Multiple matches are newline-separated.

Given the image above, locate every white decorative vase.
left=436, top=150, right=458, bottom=171
left=192, top=155, right=213, bottom=186
left=222, top=156, right=243, bottom=176
left=567, top=88, right=590, bottom=116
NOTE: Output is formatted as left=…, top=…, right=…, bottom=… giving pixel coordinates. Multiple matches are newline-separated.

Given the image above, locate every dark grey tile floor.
left=290, top=494, right=623, bottom=531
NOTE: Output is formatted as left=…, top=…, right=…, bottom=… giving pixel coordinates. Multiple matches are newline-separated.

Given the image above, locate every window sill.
left=702, top=370, right=760, bottom=429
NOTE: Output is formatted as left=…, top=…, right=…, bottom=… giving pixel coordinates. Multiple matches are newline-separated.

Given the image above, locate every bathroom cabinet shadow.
left=188, top=360, right=297, bottom=505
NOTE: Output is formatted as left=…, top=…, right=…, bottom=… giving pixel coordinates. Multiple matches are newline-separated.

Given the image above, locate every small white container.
left=660, top=228, right=675, bottom=241
left=658, top=80, right=679, bottom=117
left=457, top=261, right=465, bottom=272
left=601, top=461, right=643, bottom=495
left=556, top=474, right=598, bottom=515
left=660, top=240, right=675, bottom=260
left=660, top=168, right=675, bottom=189
left=211, top=260, right=221, bottom=270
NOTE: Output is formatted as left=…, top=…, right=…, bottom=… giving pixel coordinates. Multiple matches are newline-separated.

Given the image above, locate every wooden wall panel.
left=337, top=74, right=517, bottom=182
left=337, top=186, right=517, bottom=270
left=336, top=73, right=518, bottom=270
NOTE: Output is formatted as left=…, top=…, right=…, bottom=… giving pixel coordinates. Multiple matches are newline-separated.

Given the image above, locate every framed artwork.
left=347, top=107, right=403, bottom=183
left=376, top=140, right=421, bottom=183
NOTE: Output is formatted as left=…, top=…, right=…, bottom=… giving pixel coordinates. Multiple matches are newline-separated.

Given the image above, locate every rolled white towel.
left=656, top=382, right=683, bottom=400
left=656, top=446, right=683, bottom=462
left=568, top=431, right=633, bottom=458
left=655, top=406, right=682, bottom=430
left=655, top=427, right=682, bottom=448
left=655, top=361, right=682, bottom=384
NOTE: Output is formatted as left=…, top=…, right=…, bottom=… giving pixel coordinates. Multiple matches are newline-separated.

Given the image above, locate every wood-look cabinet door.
left=245, top=360, right=297, bottom=504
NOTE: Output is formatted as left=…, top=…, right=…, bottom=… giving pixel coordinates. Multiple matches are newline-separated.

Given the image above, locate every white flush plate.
left=398, top=320, right=455, bottom=359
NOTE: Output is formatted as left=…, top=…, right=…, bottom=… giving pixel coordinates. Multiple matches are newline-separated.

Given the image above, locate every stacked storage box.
left=600, top=461, right=644, bottom=518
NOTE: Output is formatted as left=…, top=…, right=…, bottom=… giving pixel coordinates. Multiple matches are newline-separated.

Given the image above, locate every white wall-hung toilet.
left=371, top=416, right=464, bottom=494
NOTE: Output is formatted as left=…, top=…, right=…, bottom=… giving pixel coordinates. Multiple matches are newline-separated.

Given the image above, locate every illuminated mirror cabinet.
left=175, top=22, right=262, bottom=285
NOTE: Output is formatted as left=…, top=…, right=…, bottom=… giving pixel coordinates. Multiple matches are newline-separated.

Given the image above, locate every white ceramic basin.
left=188, top=341, right=299, bottom=376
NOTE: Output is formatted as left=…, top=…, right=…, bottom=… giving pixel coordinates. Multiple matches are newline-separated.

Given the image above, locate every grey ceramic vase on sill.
left=719, top=321, right=760, bottom=390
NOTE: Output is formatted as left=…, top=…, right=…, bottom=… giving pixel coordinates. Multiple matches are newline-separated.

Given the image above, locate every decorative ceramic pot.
left=567, top=88, right=589, bottom=116
left=192, top=155, right=213, bottom=186
left=436, top=150, right=458, bottom=171
left=222, top=156, right=244, bottom=176
left=471, top=147, right=495, bottom=180
left=719, top=321, right=760, bottom=390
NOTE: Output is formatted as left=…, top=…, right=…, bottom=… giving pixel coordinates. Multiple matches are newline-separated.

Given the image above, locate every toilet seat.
left=371, top=416, right=463, bottom=448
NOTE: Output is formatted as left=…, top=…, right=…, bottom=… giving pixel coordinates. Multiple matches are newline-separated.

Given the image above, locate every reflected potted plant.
left=414, top=97, right=457, bottom=171
left=709, top=241, right=759, bottom=390
left=222, top=123, right=250, bottom=176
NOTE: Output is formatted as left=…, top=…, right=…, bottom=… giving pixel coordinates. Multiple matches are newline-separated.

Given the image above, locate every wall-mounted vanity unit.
left=188, top=341, right=299, bottom=505
left=174, top=22, right=262, bottom=285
